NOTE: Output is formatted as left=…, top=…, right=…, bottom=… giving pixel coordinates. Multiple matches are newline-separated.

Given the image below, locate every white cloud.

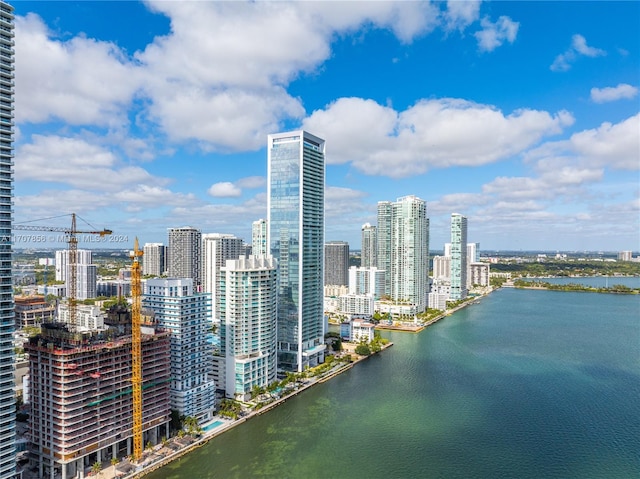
left=15, top=13, right=141, bottom=126
left=16, top=135, right=168, bottom=191
left=303, top=97, right=573, bottom=178
left=444, top=0, right=481, bottom=31
left=474, top=15, right=519, bottom=52
left=571, top=34, right=606, bottom=57
left=134, top=1, right=442, bottom=151
left=208, top=182, right=242, bottom=198
left=527, top=114, right=640, bottom=170
left=590, top=83, right=638, bottom=103
left=237, top=176, right=266, bottom=189
left=550, top=34, right=606, bottom=72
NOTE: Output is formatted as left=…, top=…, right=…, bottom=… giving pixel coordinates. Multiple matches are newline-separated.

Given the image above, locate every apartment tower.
left=376, top=201, right=392, bottom=296
left=450, top=213, right=468, bottom=300
left=251, top=219, right=268, bottom=257
left=142, top=243, right=166, bottom=277
left=361, top=223, right=377, bottom=268
left=324, top=241, right=349, bottom=287
left=202, top=233, right=244, bottom=323
left=167, top=227, right=201, bottom=288
left=27, top=323, right=171, bottom=479
left=267, top=130, right=326, bottom=372
left=0, top=3, right=13, bottom=476
left=390, top=196, right=429, bottom=312
left=219, top=256, right=277, bottom=400
left=143, top=278, right=216, bottom=423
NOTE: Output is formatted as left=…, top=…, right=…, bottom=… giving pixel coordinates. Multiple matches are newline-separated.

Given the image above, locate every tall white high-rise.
left=143, top=278, right=216, bottom=423
left=376, top=201, right=392, bottom=296
left=348, top=266, right=385, bottom=299
left=390, top=196, right=429, bottom=312
left=324, top=241, right=349, bottom=286
left=432, top=255, right=451, bottom=280
left=55, top=249, right=92, bottom=281
left=0, top=3, right=15, bottom=476
left=450, top=213, right=468, bottom=300
left=252, top=219, right=268, bottom=257
left=55, top=250, right=96, bottom=300
left=268, top=130, right=326, bottom=372
left=168, top=227, right=202, bottom=288
left=143, top=243, right=166, bottom=277
left=361, top=223, right=377, bottom=268
left=467, top=242, right=479, bottom=264
left=377, top=197, right=429, bottom=309
left=202, top=233, right=244, bottom=323
left=219, top=256, right=277, bottom=400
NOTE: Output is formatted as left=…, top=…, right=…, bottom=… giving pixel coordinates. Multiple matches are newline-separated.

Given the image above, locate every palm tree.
left=110, top=457, right=119, bottom=479
left=91, top=461, right=102, bottom=476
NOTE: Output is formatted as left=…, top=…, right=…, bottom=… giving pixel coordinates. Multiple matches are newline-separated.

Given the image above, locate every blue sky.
left=11, top=1, right=640, bottom=252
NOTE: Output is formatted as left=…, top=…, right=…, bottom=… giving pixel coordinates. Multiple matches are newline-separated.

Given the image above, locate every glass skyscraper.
left=0, top=3, right=14, bottom=477
left=450, top=213, right=468, bottom=300
left=267, top=131, right=325, bottom=372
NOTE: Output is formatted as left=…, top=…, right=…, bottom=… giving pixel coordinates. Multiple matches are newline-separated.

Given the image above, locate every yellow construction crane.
left=14, top=213, right=112, bottom=329
left=130, top=237, right=143, bottom=461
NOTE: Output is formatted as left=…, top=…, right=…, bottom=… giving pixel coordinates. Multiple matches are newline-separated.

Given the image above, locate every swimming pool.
left=202, top=420, right=224, bottom=432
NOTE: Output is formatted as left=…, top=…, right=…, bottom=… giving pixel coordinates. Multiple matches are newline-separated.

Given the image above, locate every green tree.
left=355, top=344, right=371, bottom=356
left=91, top=461, right=102, bottom=475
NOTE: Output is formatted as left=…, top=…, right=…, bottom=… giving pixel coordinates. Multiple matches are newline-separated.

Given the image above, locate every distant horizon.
left=12, top=247, right=637, bottom=257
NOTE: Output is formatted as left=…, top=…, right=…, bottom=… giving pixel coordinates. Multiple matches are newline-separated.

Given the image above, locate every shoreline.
left=123, top=343, right=393, bottom=479
left=107, top=292, right=492, bottom=479
left=375, top=290, right=492, bottom=334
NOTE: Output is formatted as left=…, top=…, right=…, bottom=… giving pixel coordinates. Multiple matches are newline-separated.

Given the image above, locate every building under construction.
left=25, top=310, right=171, bottom=479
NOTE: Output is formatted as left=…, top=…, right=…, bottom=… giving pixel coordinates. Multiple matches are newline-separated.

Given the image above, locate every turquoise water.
left=202, top=420, right=224, bottom=432
left=148, top=289, right=640, bottom=479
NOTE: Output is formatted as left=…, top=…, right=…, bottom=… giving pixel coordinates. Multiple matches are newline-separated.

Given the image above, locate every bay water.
left=147, top=287, right=640, bottom=479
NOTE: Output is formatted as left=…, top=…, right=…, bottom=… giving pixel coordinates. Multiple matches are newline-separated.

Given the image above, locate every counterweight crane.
left=14, top=213, right=112, bottom=330
left=130, top=238, right=143, bottom=461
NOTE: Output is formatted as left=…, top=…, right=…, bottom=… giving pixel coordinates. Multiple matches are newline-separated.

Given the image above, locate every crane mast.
left=13, top=213, right=111, bottom=330
left=130, top=238, right=143, bottom=461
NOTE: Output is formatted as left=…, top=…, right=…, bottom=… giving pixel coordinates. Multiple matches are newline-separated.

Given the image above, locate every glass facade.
left=0, top=2, right=14, bottom=477
left=450, top=213, right=468, bottom=300
left=268, top=131, right=325, bottom=372
left=390, top=196, right=429, bottom=312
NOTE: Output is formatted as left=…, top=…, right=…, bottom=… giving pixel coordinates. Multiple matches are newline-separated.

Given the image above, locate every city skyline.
left=11, top=1, right=640, bottom=252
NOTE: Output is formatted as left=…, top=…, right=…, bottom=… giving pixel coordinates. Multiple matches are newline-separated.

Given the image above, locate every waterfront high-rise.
left=27, top=322, right=171, bottom=479
left=348, top=266, right=385, bottom=299
left=267, top=130, right=326, bottom=372
left=0, top=3, right=14, bottom=476
left=142, top=243, right=167, bottom=277
left=361, top=223, right=377, bottom=268
left=390, top=196, right=429, bottom=312
left=376, top=201, right=392, bottom=296
left=377, top=197, right=429, bottom=309
left=202, top=233, right=244, bottom=323
left=219, top=256, right=277, bottom=400
left=252, top=219, right=268, bottom=257
left=143, top=278, right=216, bottom=423
left=167, top=227, right=201, bottom=288
left=450, top=213, right=468, bottom=300
left=324, top=241, right=349, bottom=287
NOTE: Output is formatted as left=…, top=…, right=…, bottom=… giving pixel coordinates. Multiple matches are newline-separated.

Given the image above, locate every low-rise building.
left=341, top=320, right=376, bottom=343
left=14, top=295, right=55, bottom=328
left=339, top=294, right=375, bottom=316
left=375, top=301, right=417, bottom=319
